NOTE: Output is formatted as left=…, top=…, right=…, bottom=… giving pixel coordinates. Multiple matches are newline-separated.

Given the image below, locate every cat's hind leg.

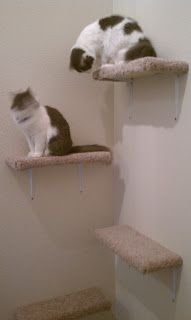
left=124, top=40, right=157, bottom=61
left=48, top=138, right=72, bottom=156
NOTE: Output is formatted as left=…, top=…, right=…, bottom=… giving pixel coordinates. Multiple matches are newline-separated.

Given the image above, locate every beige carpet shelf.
left=6, top=151, right=112, bottom=170
left=15, top=287, right=112, bottom=320
left=95, top=225, right=183, bottom=273
left=93, top=57, right=189, bottom=81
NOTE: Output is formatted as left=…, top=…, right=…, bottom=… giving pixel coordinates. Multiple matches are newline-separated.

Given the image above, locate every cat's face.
left=10, top=88, right=39, bottom=111
left=70, top=48, right=94, bottom=72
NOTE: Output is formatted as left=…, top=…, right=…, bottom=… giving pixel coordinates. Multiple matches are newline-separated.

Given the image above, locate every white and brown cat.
left=10, top=88, right=109, bottom=157
left=70, top=15, right=156, bottom=72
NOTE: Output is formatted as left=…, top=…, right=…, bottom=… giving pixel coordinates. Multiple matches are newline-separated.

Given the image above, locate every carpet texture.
left=95, top=225, right=183, bottom=273
left=6, top=151, right=112, bottom=170
left=93, top=57, right=189, bottom=81
left=15, top=287, right=112, bottom=320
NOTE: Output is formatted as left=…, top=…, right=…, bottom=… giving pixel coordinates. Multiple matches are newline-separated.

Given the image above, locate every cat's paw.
left=101, top=64, right=114, bottom=71
left=27, top=151, right=34, bottom=157
left=115, top=61, right=126, bottom=65
left=27, top=151, right=43, bottom=158
left=102, top=63, right=113, bottom=67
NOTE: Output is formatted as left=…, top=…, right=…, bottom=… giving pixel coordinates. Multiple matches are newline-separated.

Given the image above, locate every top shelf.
left=6, top=151, right=112, bottom=171
left=93, top=57, right=189, bottom=82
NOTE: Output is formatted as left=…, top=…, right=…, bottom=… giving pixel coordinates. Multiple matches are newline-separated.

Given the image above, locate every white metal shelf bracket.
left=26, top=163, right=85, bottom=198
left=27, top=168, right=34, bottom=200
left=128, top=78, right=134, bottom=120
left=172, top=268, right=178, bottom=302
left=77, top=162, right=85, bottom=193
left=174, top=75, right=180, bottom=121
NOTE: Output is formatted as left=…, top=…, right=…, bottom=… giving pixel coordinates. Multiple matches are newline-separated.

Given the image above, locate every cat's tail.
left=69, top=144, right=110, bottom=153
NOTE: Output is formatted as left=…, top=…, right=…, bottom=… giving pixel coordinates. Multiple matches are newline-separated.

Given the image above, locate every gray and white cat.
left=70, top=15, right=156, bottom=72
left=10, top=88, right=109, bottom=157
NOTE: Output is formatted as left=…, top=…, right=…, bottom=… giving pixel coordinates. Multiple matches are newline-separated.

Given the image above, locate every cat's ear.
left=27, top=87, right=40, bottom=104
left=26, top=87, right=34, bottom=97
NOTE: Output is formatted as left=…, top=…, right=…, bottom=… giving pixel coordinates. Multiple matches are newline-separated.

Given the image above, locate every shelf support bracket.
left=172, top=268, right=178, bottom=302
left=27, top=168, right=34, bottom=200
left=128, top=78, right=134, bottom=120
left=78, top=162, right=85, bottom=193
left=174, top=75, right=180, bottom=121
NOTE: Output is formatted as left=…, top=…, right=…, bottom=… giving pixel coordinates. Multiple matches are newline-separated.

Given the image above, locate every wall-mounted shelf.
left=6, top=151, right=112, bottom=199
left=95, top=225, right=183, bottom=301
left=15, top=287, right=112, bottom=320
left=93, top=57, right=189, bottom=81
left=6, top=151, right=112, bottom=170
left=93, top=57, right=189, bottom=121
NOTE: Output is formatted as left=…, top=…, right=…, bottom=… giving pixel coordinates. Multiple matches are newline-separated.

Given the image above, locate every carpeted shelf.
left=95, top=225, right=183, bottom=273
left=93, top=57, right=189, bottom=81
left=6, top=151, right=112, bottom=170
left=15, top=287, right=112, bottom=320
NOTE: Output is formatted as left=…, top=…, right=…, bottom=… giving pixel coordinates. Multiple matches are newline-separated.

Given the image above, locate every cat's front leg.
left=114, top=48, right=128, bottom=64
left=26, top=136, right=35, bottom=157
left=31, top=134, right=46, bottom=157
left=101, top=53, right=111, bottom=65
left=28, top=151, right=35, bottom=157
left=100, top=55, right=115, bottom=68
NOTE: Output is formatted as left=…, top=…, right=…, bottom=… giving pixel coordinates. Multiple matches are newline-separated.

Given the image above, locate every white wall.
left=0, top=1, right=114, bottom=319
left=2, top=1, right=191, bottom=319
left=113, top=0, right=191, bottom=319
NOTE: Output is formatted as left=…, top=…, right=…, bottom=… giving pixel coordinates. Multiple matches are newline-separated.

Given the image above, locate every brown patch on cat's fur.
left=125, top=38, right=157, bottom=61
left=48, top=136, right=72, bottom=156
left=123, top=21, right=142, bottom=34
left=99, top=15, right=124, bottom=31
left=45, top=106, right=73, bottom=156
left=11, top=89, right=33, bottom=110
left=70, top=48, right=94, bottom=73
left=45, top=106, right=110, bottom=156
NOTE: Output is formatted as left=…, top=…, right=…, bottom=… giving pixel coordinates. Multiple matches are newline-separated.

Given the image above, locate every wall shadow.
left=115, top=73, right=188, bottom=143
left=100, top=82, right=114, bottom=146
left=115, top=257, right=182, bottom=320
left=9, top=164, right=113, bottom=250
left=113, top=163, right=126, bottom=224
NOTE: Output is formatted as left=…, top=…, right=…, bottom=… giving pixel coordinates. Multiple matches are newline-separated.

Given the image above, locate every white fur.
left=72, top=18, right=144, bottom=66
left=11, top=103, right=57, bottom=158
